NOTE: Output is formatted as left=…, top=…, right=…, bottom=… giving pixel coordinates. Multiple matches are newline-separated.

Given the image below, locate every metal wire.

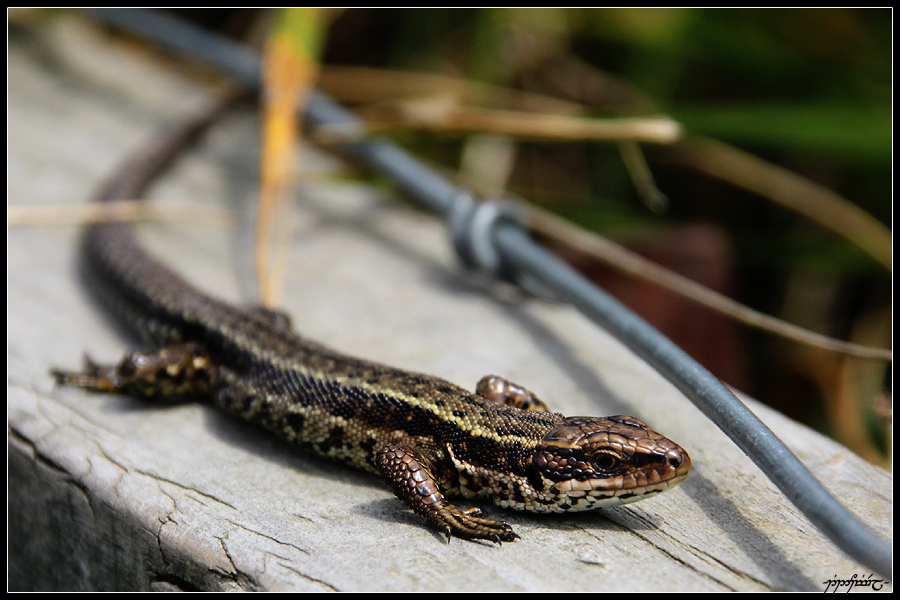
left=85, top=8, right=892, bottom=579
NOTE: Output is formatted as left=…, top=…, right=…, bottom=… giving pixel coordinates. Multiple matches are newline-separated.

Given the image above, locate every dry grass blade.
left=528, top=206, right=892, bottom=362
left=666, top=138, right=891, bottom=271
left=317, top=65, right=588, bottom=115
left=617, top=140, right=669, bottom=213
left=257, top=7, right=322, bottom=308
left=344, top=102, right=682, bottom=144
left=7, top=201, right=232, bottom=227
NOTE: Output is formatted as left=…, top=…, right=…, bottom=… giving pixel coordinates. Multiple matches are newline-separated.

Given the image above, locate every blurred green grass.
left=673, top=103, right=890, bottom=166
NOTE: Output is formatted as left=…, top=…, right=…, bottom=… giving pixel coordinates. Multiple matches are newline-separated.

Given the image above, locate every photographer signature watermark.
left=823, top=573, right=889, bottom=592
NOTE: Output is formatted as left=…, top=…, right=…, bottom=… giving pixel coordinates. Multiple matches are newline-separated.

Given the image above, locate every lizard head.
left=524, top=415, right=691, bottom=512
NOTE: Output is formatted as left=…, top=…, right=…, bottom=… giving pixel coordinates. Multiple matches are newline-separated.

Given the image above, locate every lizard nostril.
left=669, top=452, right=681, bottom=467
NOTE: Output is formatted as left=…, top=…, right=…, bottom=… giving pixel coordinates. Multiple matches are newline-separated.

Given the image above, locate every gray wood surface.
left=8, top=13, right=892, bottom=592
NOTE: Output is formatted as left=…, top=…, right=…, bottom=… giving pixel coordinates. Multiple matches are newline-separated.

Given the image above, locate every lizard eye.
left=591, top=452, right=622, bottom=473
left=607, top=415, right=648, bottom=430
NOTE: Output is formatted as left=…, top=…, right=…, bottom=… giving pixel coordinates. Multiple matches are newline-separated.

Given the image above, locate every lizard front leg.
left=475, top=375, right=551, bottom=412
left=375, top=444, right=520, bottom=543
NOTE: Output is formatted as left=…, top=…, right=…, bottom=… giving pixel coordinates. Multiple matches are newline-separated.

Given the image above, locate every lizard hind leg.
left=52, top=343, right=216, bottom=399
